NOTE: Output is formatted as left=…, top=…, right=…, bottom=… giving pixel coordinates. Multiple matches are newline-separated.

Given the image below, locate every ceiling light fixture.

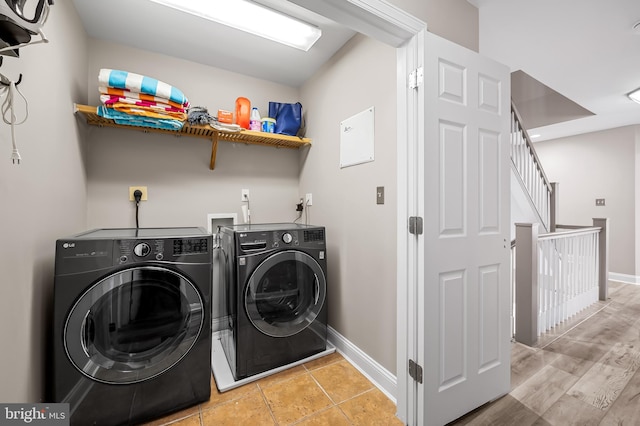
left=148, top=0, right=321, bottom=51
left=628, top=87, right=640, bottom=104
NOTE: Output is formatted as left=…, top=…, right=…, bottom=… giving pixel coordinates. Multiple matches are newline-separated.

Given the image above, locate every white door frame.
left=287, top=0, right=424, bottom=423
left=396, top=28, right=425, bottom=425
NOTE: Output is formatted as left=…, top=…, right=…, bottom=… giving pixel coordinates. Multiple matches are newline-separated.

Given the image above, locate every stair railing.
left=513, top=219, right=609, bottom=346
left=511, top=102, right=553, bottom=231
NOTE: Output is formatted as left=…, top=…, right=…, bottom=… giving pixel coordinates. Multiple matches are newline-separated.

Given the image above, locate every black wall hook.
left=0, top=73, right=22, bottom=86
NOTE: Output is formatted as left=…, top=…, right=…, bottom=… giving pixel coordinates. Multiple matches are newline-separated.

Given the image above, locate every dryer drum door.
left=245, top=250, right=326, bottom=338
left=64, top=266, right=204, bottom=385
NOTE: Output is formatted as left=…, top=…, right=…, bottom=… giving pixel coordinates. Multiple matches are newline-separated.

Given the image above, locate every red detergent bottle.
left=235, top=97, right=250, bottom=129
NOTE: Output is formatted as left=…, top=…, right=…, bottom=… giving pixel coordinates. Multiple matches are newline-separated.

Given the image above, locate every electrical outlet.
left=305, top=193, right=313, bottom=206
left=241, top=189, right=250, bottom=201
left=129, top=186, right=148, bottom=201
left=595, top=198, right=605, bottom=206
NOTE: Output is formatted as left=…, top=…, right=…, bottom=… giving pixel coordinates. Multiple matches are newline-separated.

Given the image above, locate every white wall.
left=535, top=126, right=637, bottom=276
left=299, top=34, right=398, bottom=373
left=85, top=39, right=302, bottom=230
left=511, top=168, right=544, bottom=240
left=0, top=0, right=88, bottom=402
left=390, top=0, right=479, bottom=51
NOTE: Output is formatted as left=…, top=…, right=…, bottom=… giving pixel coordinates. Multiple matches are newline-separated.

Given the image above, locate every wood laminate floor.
left=450, top=281, right=640, bottom=425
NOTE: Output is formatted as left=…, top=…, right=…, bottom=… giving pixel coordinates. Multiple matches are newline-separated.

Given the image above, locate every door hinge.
left=409, top=216, right=423, bottom=235
left=409, top=359, right=423, bottom=383
left=409, top=67, right=423, bottom=89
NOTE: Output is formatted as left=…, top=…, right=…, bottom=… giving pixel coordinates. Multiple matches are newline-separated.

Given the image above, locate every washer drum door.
left=245, top=250, right=326, bottom=338
left=64, top=266, right=204, bottom=384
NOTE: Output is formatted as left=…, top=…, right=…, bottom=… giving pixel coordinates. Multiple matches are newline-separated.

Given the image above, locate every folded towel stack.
left=97, top=69, right=189, bottom=130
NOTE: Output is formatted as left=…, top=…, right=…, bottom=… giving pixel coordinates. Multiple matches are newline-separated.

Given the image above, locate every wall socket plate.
left=305, top=193, right=313, bottom=206
left=241, top=189, right=250, bottom=201
left=129, top=186, right=148, bottom=201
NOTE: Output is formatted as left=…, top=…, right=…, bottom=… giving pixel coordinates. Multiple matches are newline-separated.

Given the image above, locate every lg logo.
left=62, top=242, right=75, bottom=249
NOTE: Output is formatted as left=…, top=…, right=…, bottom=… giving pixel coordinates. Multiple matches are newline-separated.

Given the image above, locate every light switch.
left=377, top=186, right=385, bottom=205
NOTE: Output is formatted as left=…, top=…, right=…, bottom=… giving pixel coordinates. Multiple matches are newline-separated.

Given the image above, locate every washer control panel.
left=116, top=237, right=209, bottom=264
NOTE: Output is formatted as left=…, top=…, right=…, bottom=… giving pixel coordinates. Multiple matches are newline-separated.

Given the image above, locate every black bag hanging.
left=268, top=102, right=303, bottom=136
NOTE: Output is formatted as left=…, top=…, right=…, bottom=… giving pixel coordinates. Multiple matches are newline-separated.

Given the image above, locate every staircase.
left=509, top=102, right=609, bottom=346
left=510, top=102, right=553, bottom=234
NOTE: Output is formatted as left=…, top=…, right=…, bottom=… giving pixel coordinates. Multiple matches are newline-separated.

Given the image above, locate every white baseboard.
left=327, top=326, right=397, bottom=403
left=609, top=272, right=640, bottom=285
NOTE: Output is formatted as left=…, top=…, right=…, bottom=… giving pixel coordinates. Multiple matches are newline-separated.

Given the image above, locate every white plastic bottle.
left=249, top=107, right=261, bottom=131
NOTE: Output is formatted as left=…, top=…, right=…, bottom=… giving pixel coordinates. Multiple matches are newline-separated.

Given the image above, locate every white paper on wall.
left=340, top=107, right=374, bottom=168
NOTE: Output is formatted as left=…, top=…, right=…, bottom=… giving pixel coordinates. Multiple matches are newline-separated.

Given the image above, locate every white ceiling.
left=70, top=0, right=356, bottom=88
left=472, top=0, right=640, bottom=141
left=71, top=0, right=640, bottom=142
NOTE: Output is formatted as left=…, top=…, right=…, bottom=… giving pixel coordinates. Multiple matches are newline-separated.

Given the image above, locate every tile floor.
left=143, top=351, right=403, bottom=426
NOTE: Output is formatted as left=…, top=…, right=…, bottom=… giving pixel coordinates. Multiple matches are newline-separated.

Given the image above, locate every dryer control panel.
left=238, top=230, right=300, bottom=252
left=221, top=223, right=326, bottom=257
left=235, top=227, right=325, bottom=254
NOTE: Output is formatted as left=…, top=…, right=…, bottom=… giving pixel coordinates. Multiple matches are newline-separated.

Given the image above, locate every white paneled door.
left=417, top=32, right=511, bottom=425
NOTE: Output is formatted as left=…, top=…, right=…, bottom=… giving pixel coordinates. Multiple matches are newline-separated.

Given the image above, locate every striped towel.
left=97, top=106, right=184, bottom=131
left=106, top=102, right=187, bottom=121
left=100, top=95, right=185, bottom=114
left=99, top=86, right=186, bottom=110
left=98, top=69, right=189, bottom=107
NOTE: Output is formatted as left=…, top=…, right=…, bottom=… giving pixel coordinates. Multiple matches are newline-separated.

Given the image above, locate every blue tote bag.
left=268, top=102, right=303, bottom=136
